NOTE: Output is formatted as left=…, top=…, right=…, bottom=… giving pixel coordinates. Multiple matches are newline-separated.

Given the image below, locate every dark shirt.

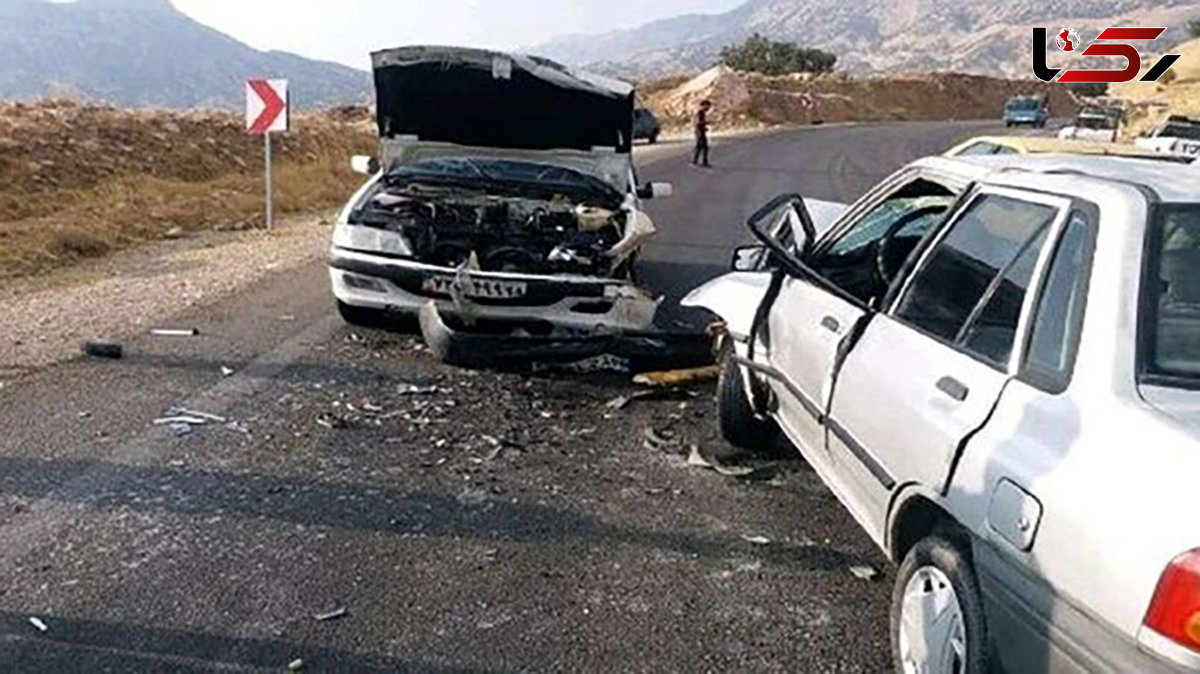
left=695, top=108, right=709, bottom=136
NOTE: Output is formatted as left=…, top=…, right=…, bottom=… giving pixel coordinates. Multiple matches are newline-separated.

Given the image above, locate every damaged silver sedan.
left=329, top=46, right=672, bottom=344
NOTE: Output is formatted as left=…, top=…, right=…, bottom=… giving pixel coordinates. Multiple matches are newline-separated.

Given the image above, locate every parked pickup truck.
left=1136, top=116, right=1200, bottom=161
left=686, top=153, right=1200, bottom=673
left=1057, top=107, right=1122, bottom=143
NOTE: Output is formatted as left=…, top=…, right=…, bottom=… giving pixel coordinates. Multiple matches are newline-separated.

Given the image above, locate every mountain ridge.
left=533, top=0, right=1200, bottom=79
left=0, top=0, right=370, bottom=109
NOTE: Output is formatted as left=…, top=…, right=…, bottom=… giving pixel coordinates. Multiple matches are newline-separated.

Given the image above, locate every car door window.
left=895, top=193, right=1060, bottom=369
left=810, top=179, right=956, bottom=305
left=1022, top=208, right=1096, bottom=391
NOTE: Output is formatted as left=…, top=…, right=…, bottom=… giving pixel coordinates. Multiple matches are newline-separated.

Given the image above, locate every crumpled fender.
left=680, top=271, right=773, bottom=340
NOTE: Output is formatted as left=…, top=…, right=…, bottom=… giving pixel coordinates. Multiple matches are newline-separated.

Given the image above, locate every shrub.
left=719, top=34, right=837, bottom=76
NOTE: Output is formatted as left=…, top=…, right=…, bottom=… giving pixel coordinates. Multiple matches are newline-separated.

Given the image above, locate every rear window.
left=1143, top=205, right=1200, bottom=384
left=1160, top=123, right=1200, bottom=141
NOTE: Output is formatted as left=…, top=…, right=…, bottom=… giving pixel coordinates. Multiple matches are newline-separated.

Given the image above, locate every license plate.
left=422, top=274, right=528, bottom=300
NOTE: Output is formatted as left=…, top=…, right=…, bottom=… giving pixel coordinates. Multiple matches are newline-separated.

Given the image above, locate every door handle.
left=936, top=376, right=969, bottom=402
left=820, top=316, right=841, bottom=334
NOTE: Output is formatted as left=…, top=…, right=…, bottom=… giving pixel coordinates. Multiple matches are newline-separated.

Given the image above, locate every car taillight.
left=1145, top=549, right=1200, bottom=652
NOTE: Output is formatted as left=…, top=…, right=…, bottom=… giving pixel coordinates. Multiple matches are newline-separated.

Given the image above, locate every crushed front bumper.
left=329, top=247, right=660, bottom=332
left=418, top=302, right=713, bottom=371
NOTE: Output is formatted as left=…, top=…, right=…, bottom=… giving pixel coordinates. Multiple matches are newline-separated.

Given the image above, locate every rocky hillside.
left=642, top=67, right=1079, bottom=131
left=0, top=0, right=370, bottom=109
left=1114, top=36, right=1200, bottom=136
left=537, top=0, right=1200, bottom=78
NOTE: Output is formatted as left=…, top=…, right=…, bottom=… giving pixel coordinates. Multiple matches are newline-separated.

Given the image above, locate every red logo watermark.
left=1033, top=27, right=1181, bottom=83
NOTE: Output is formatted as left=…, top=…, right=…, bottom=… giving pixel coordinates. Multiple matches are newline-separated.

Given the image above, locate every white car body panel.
left=694, top=154, right=1200, bottom=672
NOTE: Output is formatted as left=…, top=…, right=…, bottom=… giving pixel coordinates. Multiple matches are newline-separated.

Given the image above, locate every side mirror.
left=351, top=155, right=380, bottom=175
left=731, top=245, right=768, bottom=272
left=638, top=182, right=674, bottom=200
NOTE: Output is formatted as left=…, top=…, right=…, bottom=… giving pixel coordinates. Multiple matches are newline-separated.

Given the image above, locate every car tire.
left=717, top=347, right=779, bottom=454
left=649, top=133, right=659, bottom=144
left=891, top=534, right=990, bottom=674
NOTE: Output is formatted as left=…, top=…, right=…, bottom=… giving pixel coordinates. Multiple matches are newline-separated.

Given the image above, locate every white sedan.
left=686, top=153, right=1200, bottom=673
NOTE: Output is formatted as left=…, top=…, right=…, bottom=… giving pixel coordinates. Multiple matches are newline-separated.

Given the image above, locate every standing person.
left=693, top=100, right=712, bottom=168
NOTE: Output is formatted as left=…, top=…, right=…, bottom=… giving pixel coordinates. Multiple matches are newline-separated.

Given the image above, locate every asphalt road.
left=0, top=119, right=1010, bottom=672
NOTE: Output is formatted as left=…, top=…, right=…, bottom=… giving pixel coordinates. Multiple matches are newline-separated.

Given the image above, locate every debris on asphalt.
left=687, top=445, right=715, bottom=469
left=605, top=387, right=694, bottom=411
left=172, top=408, right=227, bottom=423
left=82, top=339, right=123, bottom=359
left=397, top=383, right=440, bottom=396
left=150, top=328, right=200, bottom=337
left=850, top=565, right=881, bottom=582
left=643, top=427, right=681, bottom=453
left=533, top=354, right=630, bottom=375
left=742, top=535, right=771, bottom=546
left=457, top=486, right=491, bottom=507
left=315, top=414, right=349, bottom=430
left=153, top=415, right=210, bottom=427
left=633, top=365, right=720, bottom=388
left=313, top=608, right=348, bottom=622
left=710, top=462, right=758, bottom=478
left=287, top=659, right=304, bottom=672
left=28, top=617, right=48, bottom=632
left=167, top=423, right=194, bottom=438
left=220, top=366, right=235, bottom=377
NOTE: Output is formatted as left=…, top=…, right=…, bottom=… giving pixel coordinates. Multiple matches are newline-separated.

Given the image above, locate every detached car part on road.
left=329, top=46, right=672, bottom=340
left=687, top=153, right=1200, bottom=673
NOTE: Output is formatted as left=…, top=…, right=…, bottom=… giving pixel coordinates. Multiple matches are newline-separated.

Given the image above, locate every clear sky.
left=170, top=0, right=745, bottom=70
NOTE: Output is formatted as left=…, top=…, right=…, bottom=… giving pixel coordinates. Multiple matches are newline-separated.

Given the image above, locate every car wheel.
left=717, top=347, right=779, bottom=454
left=336, top=300, right=389, bottom=328
left=891, top=535, right=989, bottom=674
left=649, top=133, right=659, bottom=144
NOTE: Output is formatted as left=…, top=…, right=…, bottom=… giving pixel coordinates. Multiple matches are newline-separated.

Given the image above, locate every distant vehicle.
left=1058, top=107, right=1122, bottom=143
left=1136, top=116, right=1200, bottom=160
left=945, top=135, right=1188, bottom=163
left=688, top=152, right=1200, bottom=674
left=330, top=46, right=672, bottom=334
left=1003, top=95, right=1049, bottom=128
left=633, top=108, right=661, bottom=144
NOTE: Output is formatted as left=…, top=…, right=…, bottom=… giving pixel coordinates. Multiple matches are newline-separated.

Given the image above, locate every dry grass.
left=0, top=100, right=376, bottom=280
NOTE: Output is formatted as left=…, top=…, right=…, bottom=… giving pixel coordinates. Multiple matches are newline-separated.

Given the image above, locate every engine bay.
left=354, top=181, right=631, bottom=277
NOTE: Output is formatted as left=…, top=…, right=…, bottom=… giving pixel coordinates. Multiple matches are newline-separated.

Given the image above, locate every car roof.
left=959, top=136, right=1160, bottom=157
left=914, top=153, right=1200, bottom=203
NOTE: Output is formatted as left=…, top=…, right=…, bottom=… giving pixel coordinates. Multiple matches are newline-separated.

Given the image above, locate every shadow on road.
left=0, top=611, right=483, bottom=672
left=0, top=456, right=856, bottom=574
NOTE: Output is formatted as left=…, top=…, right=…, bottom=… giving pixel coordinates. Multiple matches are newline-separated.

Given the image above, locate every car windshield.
left=1159, top=123, right=1200, bottom=141
left=1008, top=99, right=1041, bottom=111
left=1077, top=115, right=1117, bottom=130
left=388, top=157, right=617, bottom=198
left=1144, top=204, right=1200, bottom=384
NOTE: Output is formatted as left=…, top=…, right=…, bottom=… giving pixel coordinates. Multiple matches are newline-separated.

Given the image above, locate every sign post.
left=245, top=79, right=289, bottom=230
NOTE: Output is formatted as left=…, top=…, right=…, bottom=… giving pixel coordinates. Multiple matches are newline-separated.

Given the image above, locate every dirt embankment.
left=1114, top=37, right=1200, bottom=137
left=642, top=66, right=1079, bottom=130
left=0, top=100, right=377, bottom=281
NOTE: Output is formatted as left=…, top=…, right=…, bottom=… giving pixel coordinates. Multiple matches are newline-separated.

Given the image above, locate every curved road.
left=0, top=120, right=1014, bottom=672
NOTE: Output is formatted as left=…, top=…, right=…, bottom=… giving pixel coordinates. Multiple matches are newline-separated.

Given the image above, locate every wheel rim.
left=898, top=566, right=967, bottom=674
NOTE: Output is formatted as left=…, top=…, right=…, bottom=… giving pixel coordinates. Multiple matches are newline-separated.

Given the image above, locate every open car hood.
left=372, top=46, right=635, bottom=154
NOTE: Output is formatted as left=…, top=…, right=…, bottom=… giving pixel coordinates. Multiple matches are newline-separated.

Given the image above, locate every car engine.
left=356, top=184, right=627, bottom=277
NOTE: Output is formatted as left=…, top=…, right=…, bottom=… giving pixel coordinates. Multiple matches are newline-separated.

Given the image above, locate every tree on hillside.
left=719, top=34, right=837, bottom=76
left=1188, top=17, right=1200, bottom=38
